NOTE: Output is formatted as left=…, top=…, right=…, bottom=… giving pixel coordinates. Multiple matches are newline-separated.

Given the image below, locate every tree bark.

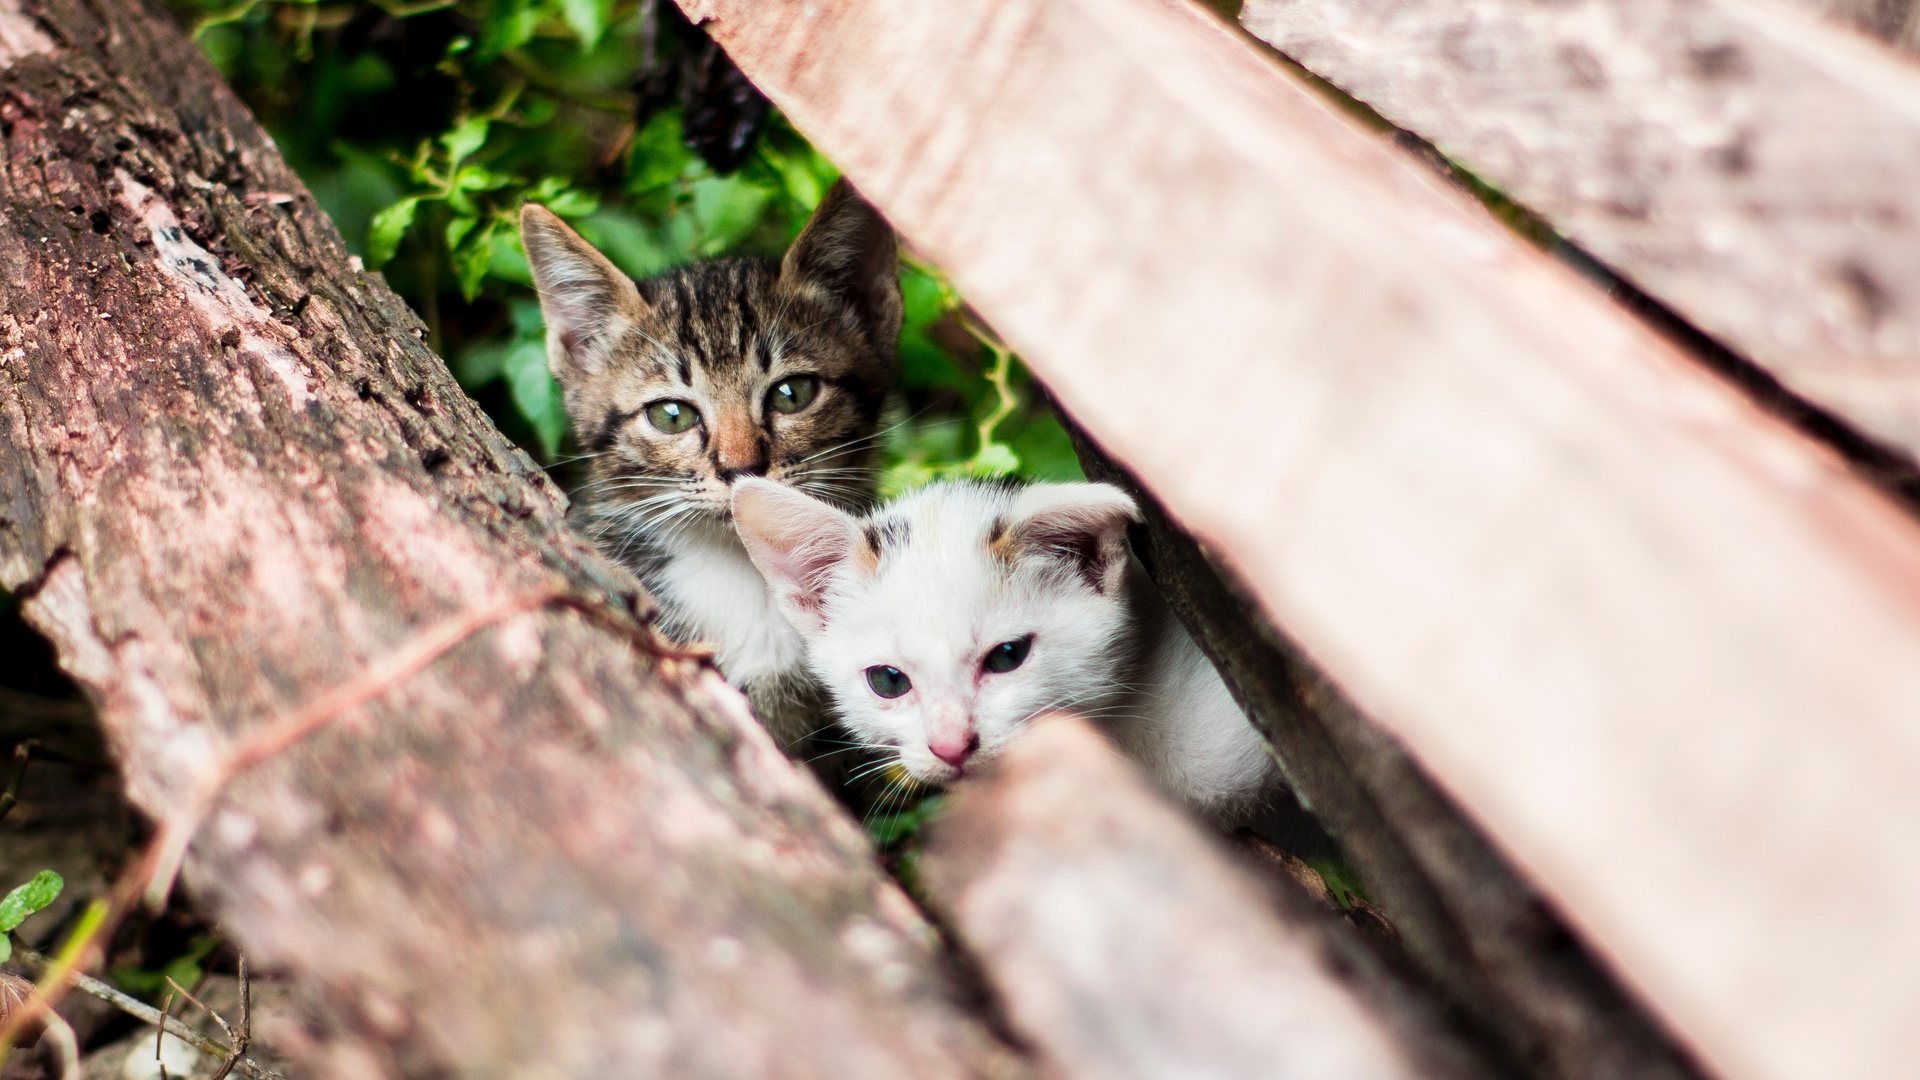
left=0, top=0, right=1026, bottom=1076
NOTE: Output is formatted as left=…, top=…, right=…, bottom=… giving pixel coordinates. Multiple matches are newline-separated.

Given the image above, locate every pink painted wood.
left=680, top=2, right=1920, bottom=1079
left=1243, top=0, right=1920, bottom=468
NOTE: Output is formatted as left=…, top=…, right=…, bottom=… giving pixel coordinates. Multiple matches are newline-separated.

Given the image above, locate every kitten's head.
left=732, top=478, right=1139, bottom=784
left=521, top=179, right=901, bottom=546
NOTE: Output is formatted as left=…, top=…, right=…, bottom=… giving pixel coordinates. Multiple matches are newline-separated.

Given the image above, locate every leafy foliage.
left=168, top=0, right=1078, bottom=479
left=0, top=870, right=64, bottom=962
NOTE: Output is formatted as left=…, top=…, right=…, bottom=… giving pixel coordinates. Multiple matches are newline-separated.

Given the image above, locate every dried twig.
left=9, top=948, right=282, bottom=1080
left=207, top=954, right=252, bottom=1080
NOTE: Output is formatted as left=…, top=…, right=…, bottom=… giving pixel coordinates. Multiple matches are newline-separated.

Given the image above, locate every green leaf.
left=441, top=116, right=490, bottom=168
left=966, top=442, right=1021, bottom=478
left=1007, top=413, right=1085, bottom=481
left=452, top=219, right=499, bottom=302
left=488, top=227, right=534, bottom=287
left=1, top=934, right=10, bottom=962
left=506, top=339, right=568, bottom=457
left=560, top=0, right=610, bottom=51
left=454, top=164, right=512, bottom=193
left=578, top=210, right=671, bottom=278
left=526, top=175, right=569, bottom=203
left=543, top=188, right=600, bottom=218
left=478, top=0, right=540, bottom=57
left=445, top=214, right=478, bottom=252
left=0, top=870, right=64, bottom=933
left=899, top=267, right=954, bottom=330
left=758, top=136, right=838, bottom=215
left=626, top=113, right=694, bottom=195
left=367, top=196, right=422, bottom=268
left=689, top=175, right=773, bottom=257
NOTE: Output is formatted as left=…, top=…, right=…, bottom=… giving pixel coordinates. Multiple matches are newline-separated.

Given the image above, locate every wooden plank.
left=920, top=715, right=1503, bottom=1080
left=1071, top=428, right=1704, bottom=1080
left=1241, top=0, right=1920, bottom=466
left=682, top=3, right=1920, bottom=1080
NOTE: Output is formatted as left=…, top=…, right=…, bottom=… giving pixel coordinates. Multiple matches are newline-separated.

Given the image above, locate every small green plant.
left=0, top=871, right=64, bottom=963
left=110, top=934, right=223, bottom=999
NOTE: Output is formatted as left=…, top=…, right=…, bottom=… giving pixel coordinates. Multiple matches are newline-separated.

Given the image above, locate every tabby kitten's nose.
left=712, top=414, right=769, bottom=481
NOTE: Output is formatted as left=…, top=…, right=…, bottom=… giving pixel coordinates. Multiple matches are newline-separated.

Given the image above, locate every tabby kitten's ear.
left=520, top=205, right=649, bottom=384
left=779, top=178, right=903, bottom=358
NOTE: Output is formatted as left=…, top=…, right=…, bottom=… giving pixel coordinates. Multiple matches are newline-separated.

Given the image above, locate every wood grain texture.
left=921, top=716, right=1506, bottom=1080
left=1242, top=0, right=1920, bottom=464
left=1072, top=427, right=1703, bottom=1080
left=0, top=0, right=1027, bottom=1075
left=683, top=2, right=1920, bottom=1080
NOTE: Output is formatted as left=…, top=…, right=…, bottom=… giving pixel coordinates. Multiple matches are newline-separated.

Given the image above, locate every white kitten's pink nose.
left=928, top=732, right=980, bottom=770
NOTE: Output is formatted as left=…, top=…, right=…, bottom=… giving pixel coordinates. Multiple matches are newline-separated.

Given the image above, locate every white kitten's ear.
left=1004, top=483, right=1140, bottom=595
left=733, top=478, right=864, bottom=636
left=779, top=178, right=902, bottom=357
left=520, top=204, right=648, bottom=385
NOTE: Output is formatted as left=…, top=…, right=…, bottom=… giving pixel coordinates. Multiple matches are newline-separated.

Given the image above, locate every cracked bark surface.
left=0, top=0, right=1027, bottom=1075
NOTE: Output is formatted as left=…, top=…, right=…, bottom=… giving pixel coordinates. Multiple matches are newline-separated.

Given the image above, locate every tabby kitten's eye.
left=983, top=636, right=1032, bottom=674
left=865, top=665, right=912, bottom=698
left=768, top=375, right=820, bottom=414
left=645, top=400, right=699, bottom=434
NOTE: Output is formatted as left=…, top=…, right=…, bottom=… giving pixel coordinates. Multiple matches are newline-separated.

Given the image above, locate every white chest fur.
left=1105, top=572, right=1280, bottom=823
left=650, top=523, right=809, bottom=692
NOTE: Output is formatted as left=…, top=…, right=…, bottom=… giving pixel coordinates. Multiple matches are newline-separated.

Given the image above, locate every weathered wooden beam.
left=1071, top=426, right=1702, bottom=1080
left=684, top=3, right=1920, bottom=1080
left=0, top=0, right=1026, bottom=1074
left=1242, top=0, right=1920, bottom=470
left=920, top=715, right=1509, bottom=1080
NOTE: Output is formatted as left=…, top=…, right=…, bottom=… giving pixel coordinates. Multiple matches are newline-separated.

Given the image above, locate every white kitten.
left=731, top=476, right=1281, bottom=824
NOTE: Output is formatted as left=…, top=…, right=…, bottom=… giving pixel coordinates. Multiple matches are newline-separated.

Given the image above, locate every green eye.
left=983, top=636, right=1032, bottom=674
left=865, top=665, right=912, bottom=699
left=645, top=400, right=699, bottom=434
left=768, top=375, right=820, bottom=414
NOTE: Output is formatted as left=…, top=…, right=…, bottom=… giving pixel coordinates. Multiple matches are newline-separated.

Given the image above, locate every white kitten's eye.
left=865, top=665, right=912, bottom=698
left=982, top=636, right=1032, bottom=674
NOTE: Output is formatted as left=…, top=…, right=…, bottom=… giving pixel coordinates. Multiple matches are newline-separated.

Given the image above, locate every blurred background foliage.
left=168, top=0, right=1081, bottom=487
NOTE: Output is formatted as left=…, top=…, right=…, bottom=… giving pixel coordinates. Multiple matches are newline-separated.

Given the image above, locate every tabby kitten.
left=520, top=180, right=902, bottom=746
